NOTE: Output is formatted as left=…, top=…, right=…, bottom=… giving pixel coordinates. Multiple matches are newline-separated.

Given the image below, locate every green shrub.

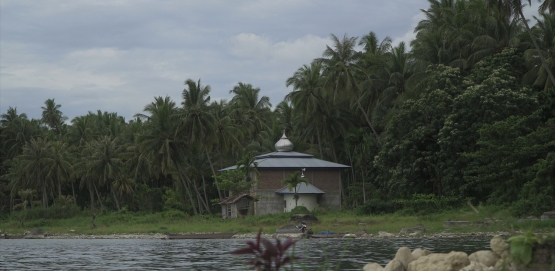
left=290, top=206, right=310, bottom=214
left=12, top=205, right=83, bottom=220
left=132, top=184, right=164, bottom=212
left=311, top=205, right=328, bottom=215
left=160, top=209, right=188, bottom=220
left=356, top=198, right=402, bottom=215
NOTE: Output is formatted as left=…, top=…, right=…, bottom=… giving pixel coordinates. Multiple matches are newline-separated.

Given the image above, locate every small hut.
left=275, top=183, right=325, bottom=212
left=216, top=193, right=256, bottom=219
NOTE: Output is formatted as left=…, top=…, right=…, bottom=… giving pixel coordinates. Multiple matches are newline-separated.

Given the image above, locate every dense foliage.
left=2, top=0, right=555, bottom=218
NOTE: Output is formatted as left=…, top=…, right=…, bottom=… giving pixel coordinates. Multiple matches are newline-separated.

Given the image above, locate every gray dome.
left=275, top=133, right=294, bottom=152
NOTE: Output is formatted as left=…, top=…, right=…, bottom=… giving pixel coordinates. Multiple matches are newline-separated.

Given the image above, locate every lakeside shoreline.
left=2, top=230, right=535, bottom=240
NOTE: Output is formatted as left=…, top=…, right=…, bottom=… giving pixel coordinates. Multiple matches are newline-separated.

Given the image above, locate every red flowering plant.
left=230, top=229, right=300, bottom=271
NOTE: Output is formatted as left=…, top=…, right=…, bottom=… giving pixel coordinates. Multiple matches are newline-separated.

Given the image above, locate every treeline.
left=1, top=0, right=555, bottom=217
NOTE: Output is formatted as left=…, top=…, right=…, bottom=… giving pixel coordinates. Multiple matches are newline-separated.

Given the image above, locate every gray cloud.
left=1, top=0, right=447, bottom=121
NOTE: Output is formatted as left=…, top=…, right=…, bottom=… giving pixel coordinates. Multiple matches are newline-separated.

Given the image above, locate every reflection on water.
left=0, top=237, right=490, bottom=270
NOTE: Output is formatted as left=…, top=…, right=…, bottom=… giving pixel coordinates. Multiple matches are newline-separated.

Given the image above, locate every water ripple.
left=0, top=237, right=490, bottom=270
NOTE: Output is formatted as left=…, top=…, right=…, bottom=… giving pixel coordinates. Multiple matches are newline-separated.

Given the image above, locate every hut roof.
left=275, top=183, right=325, bottom=194
left=219, top=151, right=349, bottom=171
left=216, top=193, right=256, bottom=205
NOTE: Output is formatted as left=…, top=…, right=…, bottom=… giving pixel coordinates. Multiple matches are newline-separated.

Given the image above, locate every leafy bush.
left=13, top=205, right=83, bottom=220
left=160, top=209, right=189, bottom=220
left=311, top=205, right=327, bottom=215
left=397, top=194, right=462, bottom=214
left=356, top=198, right=402, bottom=215
left=132, top=184, right=164, bottom=212
left=290, top=206, right=309, bottom=214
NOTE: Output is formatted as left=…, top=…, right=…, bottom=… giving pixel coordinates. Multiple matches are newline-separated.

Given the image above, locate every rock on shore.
left=363, top=235, right=554, bottom=271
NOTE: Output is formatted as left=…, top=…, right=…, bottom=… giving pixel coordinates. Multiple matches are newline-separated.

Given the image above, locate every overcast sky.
left=0, top=0, right=540, bottom=122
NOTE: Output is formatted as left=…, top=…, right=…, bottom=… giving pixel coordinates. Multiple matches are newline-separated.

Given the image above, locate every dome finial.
left=275, top=131, right=294, bottom=152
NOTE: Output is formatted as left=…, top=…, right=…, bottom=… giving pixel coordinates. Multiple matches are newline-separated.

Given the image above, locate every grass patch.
left=0, top=207, right=554, bottom=236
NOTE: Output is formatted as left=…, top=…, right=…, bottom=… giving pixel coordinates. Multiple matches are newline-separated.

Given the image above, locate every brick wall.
left=253, top=168, right=343, bottom=215
left=256, top=168, right=341, bottom=192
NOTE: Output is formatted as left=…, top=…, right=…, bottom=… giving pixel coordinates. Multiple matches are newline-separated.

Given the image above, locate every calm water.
left=0, top=237, right=490, bottom=270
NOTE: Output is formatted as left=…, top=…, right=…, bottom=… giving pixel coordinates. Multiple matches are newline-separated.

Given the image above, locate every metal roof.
left=215, top=193, right=255, bottom=205
left=275, top=183, right=325, bottom=194
left=219, top=151, right=350, bottom=171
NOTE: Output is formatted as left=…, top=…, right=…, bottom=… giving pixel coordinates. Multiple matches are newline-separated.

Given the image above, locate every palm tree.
left=13, top=138, right=51, bottom=208
left=285, top=62, right=327, bottom=118
left=87, top=136, right=125, bottom=211
left=136, top=96, right=199, bottom=214
left=42, top=140, right=74, bottom=202
left=41, top=99, right=67, bottom=135
left=359, top=31, right=392, bottom=92
left=67, top=115, right=94, bottom=146
left=523, top=12, right=555, bottom=90
left=177, top=79, right=215, bottom=144
left=274, top=101, right=294, bottom=136
left=540, top=0, right=555, bottom=13
left=488, top=0, right=555, bottom=88
left=1, top=108, right=40, bottom=160
left=210, top=100, right=242, bottom=169
left=318, top=34, right=381, bottom=143
left=229, top=82, right=272, bottom=140
left=74, top=142, right=103, bottom=211
left=177, top=79, right=219, bottom=203
left=281, top=171, right=308, bottom=207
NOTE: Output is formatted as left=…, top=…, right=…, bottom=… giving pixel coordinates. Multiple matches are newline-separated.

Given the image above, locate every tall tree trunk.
left=58, top=182, right=62, bottom=198
left=355, top=99, right=381, bottom=145
left=362, top=168, right=366, bottom=204
left=42, top=185, right=48, bottom=208
left=202, top=176, right=210, bottom=207
left=93, top=181, right=104, bottom=210
left=205, top=146, right=223, bottom=200
left=111, top=185, right=121, bottom=211
left=331, top=141, right=338, bottom=162
left=316, top=129, right=324, bottom=159
left=172, top=160, right=199, bottom=215
left=71, top=182, right=77, bottom=205
left=89, top=182, right=95, bottom=211
left=185, top=173, right=211, bottom=214
left=349, top=74, right=381, bottom=144
left=519, top=8, right=555, bottom=90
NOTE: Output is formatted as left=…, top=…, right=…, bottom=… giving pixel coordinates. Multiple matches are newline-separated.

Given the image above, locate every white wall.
left=283, top=194, right=318, bottom=212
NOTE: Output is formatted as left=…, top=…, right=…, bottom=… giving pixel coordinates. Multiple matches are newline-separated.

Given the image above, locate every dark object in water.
left=307, top=233, right=344, bottom=239
left=165, top=232, right=236, bottom=239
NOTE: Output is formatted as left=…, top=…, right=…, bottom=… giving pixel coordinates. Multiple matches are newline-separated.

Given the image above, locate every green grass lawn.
left=1, top=205, right=554, bottom=236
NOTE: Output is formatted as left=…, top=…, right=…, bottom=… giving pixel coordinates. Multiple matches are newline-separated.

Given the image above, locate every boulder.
left=540, top=210, right=555, bottom=221
left=400, top=224, right=426, bottom=235
left=468, top=250, right=498, bottom=267
left=383, top=259, right=404, bottom=271
left=411, top=248, right=431, bottom=260
left=343, top=233, right=357, bottom=238
left=394, top=246, right=414, bottom=269
left=363, top=262, right=384, bottom=271
left=407, top=251, right=469, bottom=271
left=378, top=231, right=394, bottom=238
left=459, top=261, right=489, bottom=271
left=490, top=236, right=509, bottom=258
